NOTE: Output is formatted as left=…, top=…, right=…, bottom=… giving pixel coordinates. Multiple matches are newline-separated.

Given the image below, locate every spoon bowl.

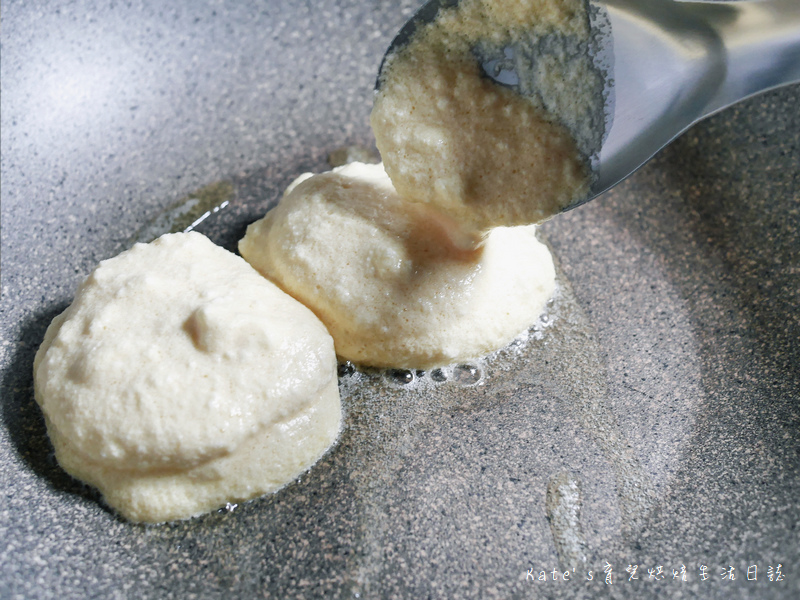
left=379, top=0, right=800, bottom=212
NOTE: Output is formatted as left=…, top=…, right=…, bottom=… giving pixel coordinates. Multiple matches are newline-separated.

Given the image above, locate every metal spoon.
left=378, top=0, right=800, bottom=212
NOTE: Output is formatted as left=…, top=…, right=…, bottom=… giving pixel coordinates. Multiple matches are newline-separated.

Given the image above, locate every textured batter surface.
left=372, top=0, right=592, bottom=236
left=239, top=162, right=556, bottom=368
left=33, top=232, right=340, bottom=523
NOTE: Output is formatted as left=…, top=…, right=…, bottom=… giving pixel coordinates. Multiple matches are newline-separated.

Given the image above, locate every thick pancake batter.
left=239, top=162, right=556, bottom=369
left=371, top=0, right=596, bottom=237
left=34, top=232, right=341, bottom=523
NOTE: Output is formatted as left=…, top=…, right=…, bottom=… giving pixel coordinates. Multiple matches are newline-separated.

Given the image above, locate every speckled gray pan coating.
left=1, top=1, right=798, bottom=599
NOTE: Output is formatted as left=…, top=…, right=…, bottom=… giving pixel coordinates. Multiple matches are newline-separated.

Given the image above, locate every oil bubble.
left=429, top=368, right=448, bottom=382
left=385, top=369, right=415, bottom=386
left=453, top=364, right=482, bottom=385
left=338, top=361, right=356, bottom=377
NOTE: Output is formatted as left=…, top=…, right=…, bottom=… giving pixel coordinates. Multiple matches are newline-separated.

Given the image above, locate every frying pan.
left=2, top=1, right=798, bottom=598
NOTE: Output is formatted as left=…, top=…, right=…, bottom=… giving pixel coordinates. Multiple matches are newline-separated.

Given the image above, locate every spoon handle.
left=701, top=0, right=800, bottom=117
left=590, top=0, right=800, bottom=199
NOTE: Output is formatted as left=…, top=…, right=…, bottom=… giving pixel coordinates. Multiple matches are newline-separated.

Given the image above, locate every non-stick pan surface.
left=2, top=1, right=798, bottom=598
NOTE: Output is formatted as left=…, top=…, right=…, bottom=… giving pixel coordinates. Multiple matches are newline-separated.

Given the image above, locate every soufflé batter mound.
left=239, top=162, right=556, bottom=369
left=34, top=233, right=341, bottom=523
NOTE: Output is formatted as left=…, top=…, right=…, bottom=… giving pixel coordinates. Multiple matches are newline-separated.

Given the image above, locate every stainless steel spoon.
left=378, top=0, right=800, bottom=212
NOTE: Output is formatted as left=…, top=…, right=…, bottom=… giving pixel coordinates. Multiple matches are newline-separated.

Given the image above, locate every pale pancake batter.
left=34, top=232, right=340, bottom=523
left=239, top=162, right=556, bottom=369
left=371, top=0, right=595, bottom=237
